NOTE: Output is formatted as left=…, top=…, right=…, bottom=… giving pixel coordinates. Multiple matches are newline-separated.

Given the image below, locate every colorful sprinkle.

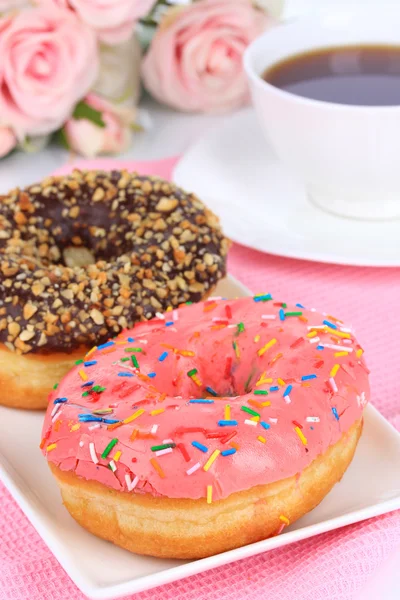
left=192, top=441, right=208, bottom=453
left=290, top=337, right=304, bottom=349
left=203, top=449, right=220, bottom=471
left=233, top=340, right=240, bottom=359
left=323, top=319, right=337, bottom=329
left=218, top=420, right=238, bottom=426
left=330, top=364, right=340, bottom=377
left=150, top=408, right=165, bottom=416
left=78, top=414, right=102, bottom=422
left=89, top=442, right=99, bottom=464
left=332, top=407, right=340, bottom=420
left=283, top=384, right=292, bottom=397
left=189, top=399, right=214, bottom=404
left=125, top=474, right=139, bottom=491
left=186, top=462, right=201, bottom=475
left=177, top=443, right=190, bottom=462
left=101, top=438, right=118, bottom=459
left=46, top=443, right=57, bottom=452
left=323, top=343, right=353, bottom=352
left=329, top=377, right=338, bottom=393
left=203, top=302, right=218, bottom=313
left=54, top=397, right=68, bottom=404
left=254, top=294, right=272, bottom=302
left=260, top=421, right=271, bottom=430
left=295, top=427, right=308, bottom=445
left=326, top=327, right=351, bottom=339
left=151, top=443, right=175, bottom=452
left=258, top=338, right=277, bottom=357
left=307, top=331, right=318, bottom=339
left=301, top=374, right=317, bottom=381
left=206, top=386, right=218, bottom=397
left=241, top=406, right=260, bottom=417
left=159, top=351, right=168, bottom=362
left=257, top=436, right=266, bottom=443
left=123, top=409, right=145, bottom=424
left=221, top=448, right=236, bottom=456
left=97, top=341, right=115, bottom=351
left=150, top=458, right=165, bottom=478
left=207, top=484, right=213, bottom=504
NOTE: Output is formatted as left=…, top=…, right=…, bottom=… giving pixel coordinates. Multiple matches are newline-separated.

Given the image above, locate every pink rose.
left=0, top=7, right=98, bottom=137
left=142, top=0, right=272, bottom=113
left=37, top=0, right=156, bottom=44
left=0, top=126, right=16, bottom=157
left=64, top=93, right=135, bottom=157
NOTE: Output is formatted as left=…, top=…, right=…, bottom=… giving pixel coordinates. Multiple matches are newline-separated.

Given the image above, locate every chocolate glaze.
left=0, top=170, right=229, bottom=355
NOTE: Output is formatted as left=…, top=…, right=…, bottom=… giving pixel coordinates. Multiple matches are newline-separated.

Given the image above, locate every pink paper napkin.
left=1, top=158, right=400, bottom=600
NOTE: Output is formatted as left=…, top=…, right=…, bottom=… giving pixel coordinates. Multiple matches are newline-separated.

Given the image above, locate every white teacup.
left=244, top=9, right=400, bottom=220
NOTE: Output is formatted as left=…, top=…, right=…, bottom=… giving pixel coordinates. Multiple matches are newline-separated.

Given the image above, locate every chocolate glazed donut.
left=0, top=170, right=229, bottom=409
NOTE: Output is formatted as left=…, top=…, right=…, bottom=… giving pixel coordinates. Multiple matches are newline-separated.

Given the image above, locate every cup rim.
left=243, top=18, right=400, bottom=113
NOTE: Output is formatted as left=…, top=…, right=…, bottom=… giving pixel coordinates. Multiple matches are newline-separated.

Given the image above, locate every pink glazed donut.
left=41, top=293, right=369, bottom=559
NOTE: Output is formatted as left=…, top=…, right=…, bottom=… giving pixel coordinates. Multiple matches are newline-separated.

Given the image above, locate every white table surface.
left=0, top=95, right=399, bottom=600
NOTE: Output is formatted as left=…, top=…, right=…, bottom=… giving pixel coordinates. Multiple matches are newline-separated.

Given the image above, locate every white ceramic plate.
left=1, top=274, right=400, bottom=600
left=173, top=109, right=400, bottom=267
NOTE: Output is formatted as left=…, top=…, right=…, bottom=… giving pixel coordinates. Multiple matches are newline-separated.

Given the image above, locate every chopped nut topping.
left=156, top=197, right=178, bottom=212
left=90, top=308, right=105, bottom=325
left=23, top=303, right=38, bottom=320
left=0, top=170, right=228, bottom=354
left=19, top=329, right=35, bottom=341
left=92, top=187, right=105, bottom=202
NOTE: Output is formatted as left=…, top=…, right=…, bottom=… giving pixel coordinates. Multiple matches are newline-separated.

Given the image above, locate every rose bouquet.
left=0, top=0, right=276, bottom=160
left=142, top=0, right=273, bottom=113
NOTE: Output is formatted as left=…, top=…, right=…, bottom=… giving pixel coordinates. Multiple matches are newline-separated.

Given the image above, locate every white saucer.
left=1, top=275, right=400, bottom=599
left=173, top=109, right=400, bottom=267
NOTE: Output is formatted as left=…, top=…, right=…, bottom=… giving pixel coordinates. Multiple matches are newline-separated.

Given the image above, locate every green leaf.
left=54, top=127, right=70, bottom=150
left=72, top=100, right=106, bottom=128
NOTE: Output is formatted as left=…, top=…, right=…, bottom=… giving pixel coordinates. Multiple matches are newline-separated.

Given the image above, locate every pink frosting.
left=41, top=295, right=370, bottom=501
